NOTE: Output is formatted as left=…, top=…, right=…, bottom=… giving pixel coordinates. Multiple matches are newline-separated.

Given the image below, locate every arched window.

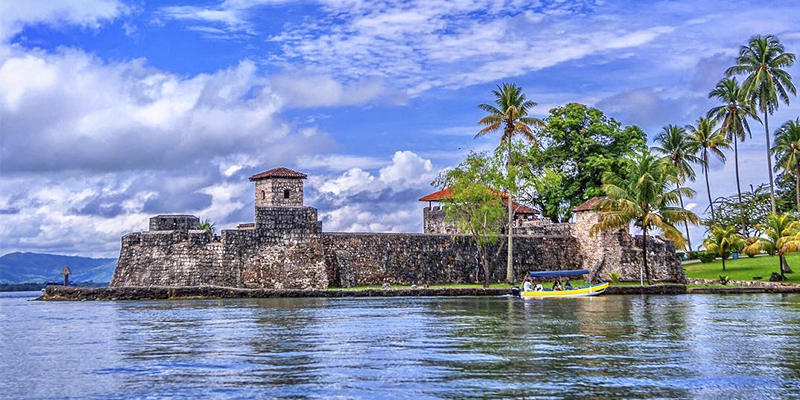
left=284, top=189, right=290, bottom=199
left=261, top=190, right=266, bottom=200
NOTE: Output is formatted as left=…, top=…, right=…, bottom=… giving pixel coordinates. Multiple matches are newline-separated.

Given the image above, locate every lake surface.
left=2, top=292, right=800, bottom=399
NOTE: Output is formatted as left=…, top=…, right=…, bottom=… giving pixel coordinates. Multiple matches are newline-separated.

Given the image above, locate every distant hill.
left=0, top=252, right=117, bottom=284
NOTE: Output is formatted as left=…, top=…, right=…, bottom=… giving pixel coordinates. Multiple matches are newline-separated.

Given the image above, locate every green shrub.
left=687, top=251, right=700, bottom=260
left=608, top=271, right=621, bottom=283
left=698, top=252, right=717, bottom=263
left=719, top=275, right=730, bottom=285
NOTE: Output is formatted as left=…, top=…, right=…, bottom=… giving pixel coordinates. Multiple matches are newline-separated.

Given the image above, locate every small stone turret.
left=250, top=167, right=306, bottom=207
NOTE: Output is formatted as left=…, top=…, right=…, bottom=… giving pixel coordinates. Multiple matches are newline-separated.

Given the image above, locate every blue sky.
left=1, top=0, right=800, bottom=257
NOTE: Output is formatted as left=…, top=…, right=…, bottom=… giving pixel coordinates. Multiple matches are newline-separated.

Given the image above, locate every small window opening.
left=283, top=189, right=291, bottom=199
left=261, top=190, right=266, bottom=200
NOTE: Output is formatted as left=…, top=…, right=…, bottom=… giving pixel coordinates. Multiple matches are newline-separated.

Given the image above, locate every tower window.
left=261, top=190, right=266, bottom=200
left=284, top=189, right=290, bottom=199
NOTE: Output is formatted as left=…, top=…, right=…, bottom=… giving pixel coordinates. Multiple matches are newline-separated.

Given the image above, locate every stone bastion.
left=109, top=167, right=685, bottom=290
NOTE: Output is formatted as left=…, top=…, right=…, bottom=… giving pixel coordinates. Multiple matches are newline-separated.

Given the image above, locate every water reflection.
left=2, top=293, right=800, bottom=399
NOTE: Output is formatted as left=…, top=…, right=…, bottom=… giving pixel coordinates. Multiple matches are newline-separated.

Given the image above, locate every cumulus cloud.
left=307, top=150, right=438, bottom=233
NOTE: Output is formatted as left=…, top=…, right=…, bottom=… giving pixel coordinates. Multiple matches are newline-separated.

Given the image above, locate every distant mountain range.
left=0, top=252, right=117, bottom=284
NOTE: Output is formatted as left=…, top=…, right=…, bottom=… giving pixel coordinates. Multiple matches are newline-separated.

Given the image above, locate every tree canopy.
left=521, top=103, right=647, bottom=222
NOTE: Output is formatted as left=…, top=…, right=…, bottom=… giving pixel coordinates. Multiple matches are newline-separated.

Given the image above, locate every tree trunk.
left=506, top=143, right=514, bottom=284
left=704, top=158, right=716, bottom=223
left=481, top=249, right=490, bottom=288
left=677, top=183, right=693, bottom=251
left=795, top=164, right=800, bottom=213
left=780, top=254, right=786, bottom=281
left=722, top=256, right=726, bottom=271
left=642, top=225, right=652, bottom=285
left=734, top=139, right=746, bottom=234
left=765, top=111, right=776, bottom=213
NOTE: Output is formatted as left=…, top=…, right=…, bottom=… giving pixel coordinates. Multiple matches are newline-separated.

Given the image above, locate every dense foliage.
left=433, top=152, right=506, bottom=287
left=521, top=103, right=647, bottom=222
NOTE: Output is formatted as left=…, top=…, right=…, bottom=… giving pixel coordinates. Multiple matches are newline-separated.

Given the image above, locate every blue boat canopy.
left=529, top=269, right=590, bottom=278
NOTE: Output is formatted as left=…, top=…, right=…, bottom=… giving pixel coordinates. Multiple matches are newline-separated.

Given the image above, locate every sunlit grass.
left=684, top=253, right=800, bottom=284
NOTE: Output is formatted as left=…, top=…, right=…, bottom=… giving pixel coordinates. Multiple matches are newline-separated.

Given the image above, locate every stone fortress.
left=110, top=167, right=685, bottom=289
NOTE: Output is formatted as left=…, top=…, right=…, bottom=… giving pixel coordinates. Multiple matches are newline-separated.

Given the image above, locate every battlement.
left=149, top=215, right=200, bottom=232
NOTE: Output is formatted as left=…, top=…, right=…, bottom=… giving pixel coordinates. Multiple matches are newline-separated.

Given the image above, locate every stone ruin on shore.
left=109, top=167, right=685, bottom=289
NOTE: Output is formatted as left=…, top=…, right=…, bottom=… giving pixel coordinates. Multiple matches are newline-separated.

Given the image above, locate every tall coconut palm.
left=702, top=225, right=744, bottom=271
left=652, top=125, right=701, bottom=251
left=476, top=83, right=545, bottom=283
left=772, top=119, right=800, bottom=212
left=707, top=78, right=761, bottom=216
left=727, top=35, right=797, bottom=213
left=592, top=150, right=700, bottom=284
left=744, top=213, right=798, bottom=280
left=686, top=117, right=731, bottom=224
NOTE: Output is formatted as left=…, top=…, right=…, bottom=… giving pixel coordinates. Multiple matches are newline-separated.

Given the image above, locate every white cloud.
left=298, top=154, right=388, bottom=171
left=271, top=73, right=404, bottom=107
left=0, top=46, right=336, bottom=172
left=309, top=150, right=437, bottom=233
left=0, top=0, right=128, bottom=41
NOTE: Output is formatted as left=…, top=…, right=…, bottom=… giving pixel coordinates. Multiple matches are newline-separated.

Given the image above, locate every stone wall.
left=322, top=233, right=582, bottom=287
left=148, top=215, right=200, bottom=231
left=571, top=211, right=686, bottom=283
left=255, top=178, right=303, bottom=207
left=110, top=206, right=329, bottom=290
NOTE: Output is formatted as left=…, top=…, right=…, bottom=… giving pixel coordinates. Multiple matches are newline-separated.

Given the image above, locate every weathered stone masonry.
left=110, top=169, right=685, bottom=290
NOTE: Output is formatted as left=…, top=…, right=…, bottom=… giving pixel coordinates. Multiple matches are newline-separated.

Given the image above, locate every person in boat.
left=552, top=280, right=562, bottom=291
left=564, top=280, right=574, bottom=290
left=523, top=276, right=532, bottom=293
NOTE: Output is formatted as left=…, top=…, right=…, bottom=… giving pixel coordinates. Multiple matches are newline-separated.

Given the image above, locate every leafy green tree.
left=702, top=225, right=744, bottom=271
left=744, top=213, right=798, bottom=279
left=527, top=103, right=647, bottom=222
left=476, top=83, right=544, bottom=284
left=709, top=184, right=773, bottom=237
left=772, top=118, right=800, bottom=212
left=653, top=124, right=701, bottom=250
left=592, top=150, right=699, bottom=284
left=434, top=152, right=506, bottom=288
left=528, top=168, right=570, bottom=223
left=200, top=219, right=216, bottom=235
left=727, top=35, right=797, bottom=213
left=686, top=117, right=730, bottom=223
left=708, top=77, right=761, bottom=214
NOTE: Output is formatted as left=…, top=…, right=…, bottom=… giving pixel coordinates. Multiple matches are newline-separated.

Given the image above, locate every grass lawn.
left=683, top=252, right=800, bottom=284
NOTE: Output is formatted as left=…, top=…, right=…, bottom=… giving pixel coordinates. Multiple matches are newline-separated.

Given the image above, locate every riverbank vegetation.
left=437, top=33, right=798, bottom=286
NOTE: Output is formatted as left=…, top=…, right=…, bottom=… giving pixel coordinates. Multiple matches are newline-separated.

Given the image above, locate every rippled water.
left=2, top=292, right=800, bottom=399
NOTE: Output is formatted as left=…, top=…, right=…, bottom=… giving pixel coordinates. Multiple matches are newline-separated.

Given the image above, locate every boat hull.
left=521, top=282, right=609, bottom=298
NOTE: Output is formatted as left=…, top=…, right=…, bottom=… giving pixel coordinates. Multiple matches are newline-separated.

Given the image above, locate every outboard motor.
left=511, top=286, right=521, bottom=297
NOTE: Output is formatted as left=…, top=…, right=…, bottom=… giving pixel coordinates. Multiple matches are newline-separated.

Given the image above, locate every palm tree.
left=686, top=117, right=731, bottom=224
left=476, top=83, right=545, bottom=283
left=200, top=219, right=216, bottom=235
left=744, top=213, right=798, bottom=280
left=773, top=119, right=800, bottom=212
left=592, top=150, right=700, bottom=284
left=652, top=125, right=701, bottom=251
left=726, top=35, right=797, bottom=213
left=702, top=225, right=744, bottom=271
left=707, top=77, right=761, bottom=217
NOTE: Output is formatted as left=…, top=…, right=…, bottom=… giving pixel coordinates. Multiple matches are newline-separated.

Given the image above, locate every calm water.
left=2, top=292, right=800, bottom=399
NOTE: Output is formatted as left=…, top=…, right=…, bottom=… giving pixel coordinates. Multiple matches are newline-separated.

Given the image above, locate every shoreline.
left=38, top=283, right=800, bottom=301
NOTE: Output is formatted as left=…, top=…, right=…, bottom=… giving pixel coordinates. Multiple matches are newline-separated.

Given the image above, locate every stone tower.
left=249, top=167, right=306, bottom=207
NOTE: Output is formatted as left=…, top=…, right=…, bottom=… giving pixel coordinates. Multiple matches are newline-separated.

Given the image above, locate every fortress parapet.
left=149, top=215, right=200, bottom=232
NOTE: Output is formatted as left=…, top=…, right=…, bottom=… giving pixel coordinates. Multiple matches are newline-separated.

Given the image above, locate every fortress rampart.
left=109, top=167, right=686, bottom=290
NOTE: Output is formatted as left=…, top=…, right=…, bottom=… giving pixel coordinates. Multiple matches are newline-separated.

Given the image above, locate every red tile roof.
left=573, top=196, right=608, bottom=212
left=249, top=167, right=307, bottom=180
left=419, top=187, right=537, bottom=215
left=419, top=187, right=510, bottom=201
